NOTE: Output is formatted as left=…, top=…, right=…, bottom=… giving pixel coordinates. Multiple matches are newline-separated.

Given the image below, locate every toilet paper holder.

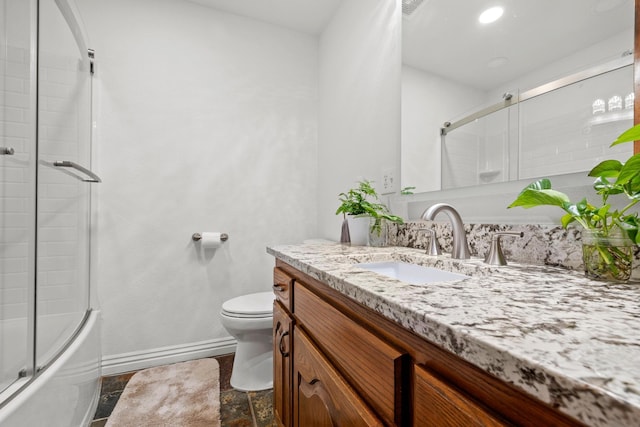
left=192, top=232, right=229, bottom=242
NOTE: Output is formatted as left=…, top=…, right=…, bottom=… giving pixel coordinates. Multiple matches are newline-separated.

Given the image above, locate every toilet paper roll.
left=200, top=232, right=223, bottom=249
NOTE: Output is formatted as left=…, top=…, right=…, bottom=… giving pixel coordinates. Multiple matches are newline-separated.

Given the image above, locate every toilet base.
left=230, top=333, right=273, bottom=391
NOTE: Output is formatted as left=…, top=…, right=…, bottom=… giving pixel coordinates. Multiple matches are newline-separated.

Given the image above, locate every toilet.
left=220, top=291, right=274, bottom=391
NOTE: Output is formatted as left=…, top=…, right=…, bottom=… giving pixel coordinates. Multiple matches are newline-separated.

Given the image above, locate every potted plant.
left=508, top=124, right=640, bottom=282
left=336, top=179, right=404, bottom=246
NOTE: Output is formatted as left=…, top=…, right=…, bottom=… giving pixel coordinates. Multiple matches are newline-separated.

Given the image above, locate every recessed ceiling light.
left=478, top=6, right=504, bottom=24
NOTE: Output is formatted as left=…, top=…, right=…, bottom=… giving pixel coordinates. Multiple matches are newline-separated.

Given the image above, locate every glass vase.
left=581, top=230, right=634, bottom=283
left=369, top=218, right=387, bottom=247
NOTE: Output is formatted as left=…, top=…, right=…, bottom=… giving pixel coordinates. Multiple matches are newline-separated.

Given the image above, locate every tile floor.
left=90, top=353, right=275, bottom=427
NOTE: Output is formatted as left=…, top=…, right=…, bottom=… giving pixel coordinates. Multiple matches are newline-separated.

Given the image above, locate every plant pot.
left=581, top=230, right=634, bottom=282
left=347, top=215, right=370, bottom=246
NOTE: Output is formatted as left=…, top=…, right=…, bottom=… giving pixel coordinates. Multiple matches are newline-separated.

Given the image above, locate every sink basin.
left=356, top=261, right=469, bottom=285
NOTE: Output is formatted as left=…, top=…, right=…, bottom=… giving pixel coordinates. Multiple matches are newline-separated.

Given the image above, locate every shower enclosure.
left=0, top=0, right=101, bottom=424
left=441, top=56, right=634, bottom=190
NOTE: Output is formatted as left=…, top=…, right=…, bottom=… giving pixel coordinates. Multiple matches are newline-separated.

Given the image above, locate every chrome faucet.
left=421, top=203, right=471, bottom=259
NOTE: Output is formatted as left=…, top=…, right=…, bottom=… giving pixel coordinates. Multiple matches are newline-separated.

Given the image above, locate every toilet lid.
left=222, top=291, right=274, bottom=317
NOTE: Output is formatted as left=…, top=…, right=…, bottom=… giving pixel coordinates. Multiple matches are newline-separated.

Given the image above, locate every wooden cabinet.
left=273, top=267, right=295, bottom=426
left=414, top=364, right=506, bottom=426
left=295, top=283, right=408, bottom=426
left=273, top=260, right=583, bottom=427
left=293, top=327, right=384, bottom=427
left=273, top=300, right=293, bottom=427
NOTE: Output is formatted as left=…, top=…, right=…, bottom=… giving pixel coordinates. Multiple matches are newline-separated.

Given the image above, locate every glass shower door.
left=0, top=0, right=37, bottom=393
left=35, top=0, right=94, bottom=370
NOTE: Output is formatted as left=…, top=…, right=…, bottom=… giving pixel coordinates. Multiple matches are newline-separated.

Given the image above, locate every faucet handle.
left=417, top=228, right=441, bottom=256
left=484, top=231, right=523, bottom=265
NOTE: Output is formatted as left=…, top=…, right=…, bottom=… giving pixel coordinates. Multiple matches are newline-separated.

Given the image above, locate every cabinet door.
left=295, top=283, right=408, bottom=425
left=414, top=364, right=507, bottom=427
left=274, top=301, right=293, bottom=427
left=293, top=328, right=384, bottom=427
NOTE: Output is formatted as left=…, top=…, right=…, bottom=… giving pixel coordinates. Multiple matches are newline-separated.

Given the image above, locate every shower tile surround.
left=268, top=222, right=640, bottom=426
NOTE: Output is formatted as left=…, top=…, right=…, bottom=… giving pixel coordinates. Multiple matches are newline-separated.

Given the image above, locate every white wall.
left=401, top=65, right=485, bottom=193
left=77, top=0, right=318, bottom=367
left=317, top=0, right=401, bottom=240
left=490, top=30, right=634, bottom=99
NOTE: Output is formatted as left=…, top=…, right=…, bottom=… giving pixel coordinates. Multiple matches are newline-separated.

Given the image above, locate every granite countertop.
left=267, top=240, right=640, bottom=427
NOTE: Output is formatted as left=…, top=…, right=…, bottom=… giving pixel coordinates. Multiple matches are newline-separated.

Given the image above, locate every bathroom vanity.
left=268, top=241, right=640, bottom=427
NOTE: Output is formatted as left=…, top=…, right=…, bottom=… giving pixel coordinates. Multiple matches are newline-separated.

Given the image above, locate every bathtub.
left=0, top=310, right=101, bottom=427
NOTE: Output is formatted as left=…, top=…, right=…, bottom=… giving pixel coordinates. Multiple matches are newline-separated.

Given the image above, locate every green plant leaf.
left=508, top=188, right=570, bottom=209
left=561, top=213, right=576, bottom=228
left=625, top=174, right=640, bottom=196
left=597, top=205, right=610, bottom=218
left=336, top=179, right=404, bottom=225
left=380, top=213, right=404, bottom=224
left=619, top=215, right=640, bottom=243
left=593, top=176, right=624, bottom=197
left=588, top=160, right=622, bottom=178
left=400, top=186, right=416, bottom=195
left=575, top=198, right=589, bottom=213
left=610, top=124, right=640, bottom=147
left=522, top=178, right=552, bottom=192
left=615, top=153, right=640, bottom=186
left=562, top=203, right=580, bottom=217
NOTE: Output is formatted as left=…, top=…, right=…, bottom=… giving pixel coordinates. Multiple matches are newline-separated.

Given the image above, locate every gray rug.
left=105, top=358, right=221, bottom=427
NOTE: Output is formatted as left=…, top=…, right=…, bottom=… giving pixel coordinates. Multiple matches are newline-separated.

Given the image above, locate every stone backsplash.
left=388, top=221, right=640, bottom=278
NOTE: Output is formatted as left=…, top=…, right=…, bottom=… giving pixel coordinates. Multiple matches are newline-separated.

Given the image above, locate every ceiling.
left=187, top=0, right=634, bottom=92
left=186, top=0, right=342, bottom=34
left=402, top=0, right=634, bottom=91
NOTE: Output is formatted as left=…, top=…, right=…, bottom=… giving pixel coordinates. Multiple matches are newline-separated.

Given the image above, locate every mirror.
left=401, top=0, right=635, bottom=194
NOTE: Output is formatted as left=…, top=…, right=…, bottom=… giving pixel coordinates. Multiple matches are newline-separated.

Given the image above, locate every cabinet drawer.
left=293, top=327, right=384, bottom=427
left=273, top=267, right=293, bottom=311
left=414, top=364, right=507, bottom=426
left=294, top=283, right=408, bottom=426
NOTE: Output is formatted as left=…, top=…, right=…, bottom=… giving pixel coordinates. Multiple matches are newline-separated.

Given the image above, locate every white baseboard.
left=100, top=337, right=237, bottom=377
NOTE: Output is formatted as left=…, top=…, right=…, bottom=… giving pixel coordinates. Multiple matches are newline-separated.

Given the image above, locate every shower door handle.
left=53, top=160, right=102, bottom=183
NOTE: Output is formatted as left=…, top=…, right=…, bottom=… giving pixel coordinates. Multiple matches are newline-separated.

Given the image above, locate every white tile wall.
left=0, top=44, right=32, bottom=323
left=519, top=65, right=634, bottom=180
left=32, top=0, right=94, bottom=366
left=36, top=49, right=89, bottom=318
left=441, top=64, right=634, bottom=186
left=442, top=130, right=480, bottom=189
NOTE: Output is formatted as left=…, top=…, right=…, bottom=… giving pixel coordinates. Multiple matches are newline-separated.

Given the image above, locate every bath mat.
left=105, top=358, right=220, bottom=427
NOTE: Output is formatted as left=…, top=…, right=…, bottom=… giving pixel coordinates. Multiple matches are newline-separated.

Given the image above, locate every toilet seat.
left=221, top=291, right=273, bottom=318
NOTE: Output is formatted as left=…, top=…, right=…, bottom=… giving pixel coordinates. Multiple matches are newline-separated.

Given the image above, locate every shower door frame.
left=0, top=0, right=99, bottom=410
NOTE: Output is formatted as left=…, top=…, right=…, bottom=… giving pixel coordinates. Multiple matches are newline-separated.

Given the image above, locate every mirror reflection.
left=401, top=0, right=635, bottom=194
